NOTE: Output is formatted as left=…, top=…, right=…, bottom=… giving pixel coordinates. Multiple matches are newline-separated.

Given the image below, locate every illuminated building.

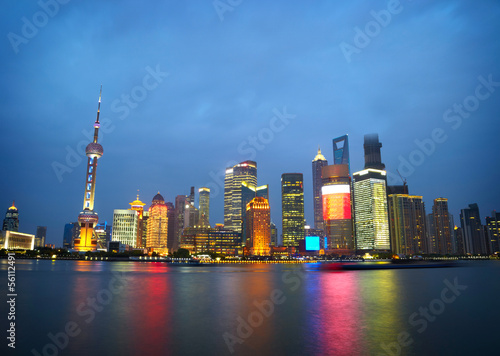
left=353, top=168, right=390, bottom=251
left=246, top=197, right=271, bottom=256
left=129, top=193, right=146, bottom=248
left=312, top=147, right=328, bottom=231
left=147, top=192, right=169, bottom=253
left=224, top=161, right=257, bottom=233
left=460, top=203, right=486, bottom=254
left=180, top=225, right=241, bottom=256
left=426, top=213, right=437, bottom=253
left=270, top=222, right=278, bottom=246
left=74, top=87, right=104, bottom=252
left=94, top=222, right=111, bottom=250
left=322, top=165, right=353, bottom=253
left=112, top=210, right=138, bottom=247
left=388, top=195, right=427, bottom=255
left=485, top=211, right=500, bottom=254
left=3, top=201, right=19, bottom=232
left=184, top=202, right=199, bottom=229
left=454, top=226, right=465, bottom=255
left=281, top=173, right=305, bottom=247
left=333, top=135, right=350, bottom=168
left=35, top=226, right=47, bottom=248
left=241, top=182, right=269, bottom=244
left=199, top=187, right=210, bottom=227
left=0, top=231, right=34, bottom=250
left=433, top=198, right=453, bottom=255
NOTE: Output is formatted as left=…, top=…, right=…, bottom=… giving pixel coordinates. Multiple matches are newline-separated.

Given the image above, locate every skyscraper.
left=166, top=202, right=176, bottom=251
left=388, top=195, right=427, bottom=255
left=363, top=133, right=385, bottom=170
left=353, top=169, right=390, bottom=251
left=174, top=195, right=187, bottom=248
left=460, top=203, right=486, bottom=254
left=270, top=222, right=278, bottom=247
left=35, top=226, right=47, bottom=248
left=94, top=222, right=111, bottom=250
left=224, top=161, right=257, bottom=233
left=322, top=165, right=354, bottom=253
left=246, top=197, right=271, bottom=256
left=485, top=211, right=500, bottom=254
left=281, top=173, right=304, bottom=247
left=129, top=193, right=146, bottom=248
left=112, top=210, right=138, bottom=247
left=433, top=198, right=453, bottom=255
left=147, top=192, right=169, bottom=253
left=199, top=187, right=210, bottom=227
left=3, top=201, right=19, bottom=232
left=75, top=87, right=104, bottom=252
left=333, top=135, right=350, bottom=170
left=312, top=147, right=328, bottom=231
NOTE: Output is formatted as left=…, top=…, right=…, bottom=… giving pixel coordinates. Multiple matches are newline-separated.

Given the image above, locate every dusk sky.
left=1, top=0, right=499, bottom=245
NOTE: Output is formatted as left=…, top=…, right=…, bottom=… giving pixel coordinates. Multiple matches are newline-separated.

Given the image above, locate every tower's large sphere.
left=78, top=210, right=99, bottom=224
left=86, top=142, right=103, bottom=159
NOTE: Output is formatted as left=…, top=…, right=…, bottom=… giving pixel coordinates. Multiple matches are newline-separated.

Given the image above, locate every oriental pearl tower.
left=74, top=87, right=104, bottom=251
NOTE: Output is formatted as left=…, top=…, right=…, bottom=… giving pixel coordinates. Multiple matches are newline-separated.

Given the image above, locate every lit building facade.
left=433, top=198, right=453, bottom=255
left=95, top=221, right=111, bottom=250
left=0, top=231, right=34, bottom=250
left=3, top=201, right=19, bottom=232
left=353, top=169, right=390, bottom=251
left=246, top=197, right=271, bottom=256
left=312, top=147, right=328, bottom=231
left=75, top=88, right=104, bottom=252
left=485, top=211, right=500, bottom=254
left=281, top=173, right=305, bottom=247
left=270, top=222, right=278, bottom=247
left=112, top=209, right=138, bottom=247
left=321, top=164, right=353, bottom=253
left=129, top=194, right=146, bottom=248
left=147, top=192, right=169, bottom=253
left=224, top=161, right=257, bottom=233
left=63, top=222, right=79, bottom=250
left=333, top=135, right=350, bottom=168
left=180, top=225, right=241, bottom=256
left=174, top=195, right=187, bottom=248
left=199, top=187, right=210, bottom=227
left=388, top=195, right=427, bottom=255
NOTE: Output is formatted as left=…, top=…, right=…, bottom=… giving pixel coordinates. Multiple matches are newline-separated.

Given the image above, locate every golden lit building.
left=246, top=197, right=271, bottom=256
left=129, top=193, right=146, bottom=248
left=146, top=192, right=169, bottom=254
left=0, top=231, right=35, bottom=250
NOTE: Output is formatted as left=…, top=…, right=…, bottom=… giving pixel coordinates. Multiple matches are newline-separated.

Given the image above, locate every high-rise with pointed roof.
left=2, top=201, right=19, bottom=232
left=312, top=147, right=327, bottom=231
left=129, top=192, right=146, bottom=248
left=74, top=87, right=104, bottom=252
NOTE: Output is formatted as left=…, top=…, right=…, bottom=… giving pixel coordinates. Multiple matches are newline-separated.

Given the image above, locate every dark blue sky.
left=1, top=0, right=499, bottom=245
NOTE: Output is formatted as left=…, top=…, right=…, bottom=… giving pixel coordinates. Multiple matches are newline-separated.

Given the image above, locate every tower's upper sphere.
left=86, top=142, right=103, bottom=159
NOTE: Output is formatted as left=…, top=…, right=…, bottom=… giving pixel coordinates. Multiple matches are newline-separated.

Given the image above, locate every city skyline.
left=1, top=1, right=499, bottom=245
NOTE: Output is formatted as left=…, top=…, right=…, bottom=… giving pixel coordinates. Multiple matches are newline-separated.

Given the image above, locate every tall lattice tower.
left=74, top=87, right=104, bottom=252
